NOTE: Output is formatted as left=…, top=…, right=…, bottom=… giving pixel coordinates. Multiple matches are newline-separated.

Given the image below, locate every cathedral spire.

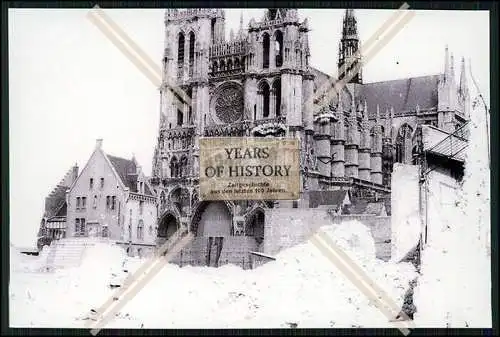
left=338, top=9, right=362, bottom=84
left=459, top=56, right=468, bottom=96
left=444, top=44, right=450, bottom=80
left=238, top=12, right=245, bottom=38
left=450, top=52, right=455, bottom=81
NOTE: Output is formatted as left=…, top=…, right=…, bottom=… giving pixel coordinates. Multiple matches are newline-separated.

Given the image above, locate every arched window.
left=259, top=81, right=270, bottom=118
left=274, top=30, right=283, bottom=67
left=227, top=59, right=233, bottom=70
left=219, top=60, right=225, bottom=71
left=177, top=33, right=185, bottom=67
left=262, top=33, right=270, bottom=69
left=188, top=32, right=195, bottom=66
left=272, top=79, right=281, bottom=117
left=395, top=124, right=413, bottom=164
left=212, top=61, right=218, bottom=73
left=235, top=58, right=240, bottom=69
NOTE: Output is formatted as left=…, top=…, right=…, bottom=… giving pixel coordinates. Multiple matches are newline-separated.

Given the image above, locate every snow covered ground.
left=10, top=220, right=418, bottom=329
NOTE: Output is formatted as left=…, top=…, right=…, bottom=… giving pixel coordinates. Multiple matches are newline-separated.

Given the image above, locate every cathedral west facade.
left=149, top=8, right=470, bottom=267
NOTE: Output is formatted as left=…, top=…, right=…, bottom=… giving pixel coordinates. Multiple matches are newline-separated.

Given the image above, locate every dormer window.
left=89, top=178, right=94, bottom=190
left=100, top=177, right=104, bottom=189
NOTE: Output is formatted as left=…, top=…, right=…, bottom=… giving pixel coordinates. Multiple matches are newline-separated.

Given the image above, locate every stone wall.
left=330, top=215, right=392, bottom=261
left=170, top=236, right=260, bottom=269
left=262, top=208, right=391, bottom=261
left=391, top=164, right=421, bottom=262
left=263, top=208, right=332, bottom=256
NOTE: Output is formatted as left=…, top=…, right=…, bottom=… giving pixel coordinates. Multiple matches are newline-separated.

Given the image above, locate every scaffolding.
left=422, top=121, right=470, bottom=177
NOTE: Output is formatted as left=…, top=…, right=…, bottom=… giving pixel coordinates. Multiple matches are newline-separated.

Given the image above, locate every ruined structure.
left=149, top=8, right=470, bottom=267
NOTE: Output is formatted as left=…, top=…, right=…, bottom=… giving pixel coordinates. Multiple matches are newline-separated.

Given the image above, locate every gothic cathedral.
left=150, top=8, right=469, bottom=267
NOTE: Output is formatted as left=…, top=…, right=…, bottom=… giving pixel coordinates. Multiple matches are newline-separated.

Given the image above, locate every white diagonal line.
left=87, top=6, right=192, bottom=108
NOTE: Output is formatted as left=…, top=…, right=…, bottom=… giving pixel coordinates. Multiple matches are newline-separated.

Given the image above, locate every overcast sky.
left=8, top=8, right=490, bottom=248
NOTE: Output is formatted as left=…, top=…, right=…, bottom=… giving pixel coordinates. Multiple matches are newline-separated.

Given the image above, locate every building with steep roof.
left=63, top=139, right=157, bottom=257
left=147, top=8, right=471, bottom=267
left=37, top=164, right=79, bottom=250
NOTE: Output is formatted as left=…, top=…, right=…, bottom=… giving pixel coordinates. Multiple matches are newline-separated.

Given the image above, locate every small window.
left=82, top=197, right=87, bottom=209
left=111, top=196, right=116, bottom=210
left=139, top=201, right=144, bottom=215
left=100, top=178, right=104, bottom=189
left=106, top=196, right=110, bottom=209
left=137, top=220, right=144, bottom=240
left=89, top=178, right=94, bottom=189
left=102, top=227, right=109, bottom=238
left=93, top=195, right=97, bottom=209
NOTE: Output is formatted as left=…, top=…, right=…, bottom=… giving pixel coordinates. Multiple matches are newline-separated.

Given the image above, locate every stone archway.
left=158, top=212, right=179, bottom=240
left=195, top=201, right=232, bottom=237
left=191, top=201, right=233, bottom=267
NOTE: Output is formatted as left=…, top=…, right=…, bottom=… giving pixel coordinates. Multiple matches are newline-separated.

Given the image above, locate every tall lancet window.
left=177, top=33, right=185, bottom=67
left=370, top=127, right=376, bottom=152
left=262, top=33, right=270, bottom=69
left=258, top=81, right=271, bottom=118
left=274, top=30, right=283, bottom=67
left=272, top=79, right=281, bottom=117
left=188, top=32, right=195, bottom=74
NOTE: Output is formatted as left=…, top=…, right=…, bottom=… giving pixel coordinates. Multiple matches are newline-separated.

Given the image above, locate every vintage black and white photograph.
left=8, top=5, right=491, bottom=330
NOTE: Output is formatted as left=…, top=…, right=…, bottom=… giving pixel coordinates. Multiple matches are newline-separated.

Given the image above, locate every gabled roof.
left=45, top=185, right=67, bottom=217
left=359, top=74, right=442, bottom=117
left=67, top=143, right=155, bottom=198
left=309, top=190, right=349, bottom=209
left=309, top=65, right=442, bottom=118
left=107, top=154, right=137, bottom=191
left=106, top=154, right=155, bottom=197
left=54, top=201, right=67, bottom=217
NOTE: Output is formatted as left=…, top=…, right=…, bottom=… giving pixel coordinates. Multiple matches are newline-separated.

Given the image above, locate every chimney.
left=96, top=139, right=103, bottom=149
